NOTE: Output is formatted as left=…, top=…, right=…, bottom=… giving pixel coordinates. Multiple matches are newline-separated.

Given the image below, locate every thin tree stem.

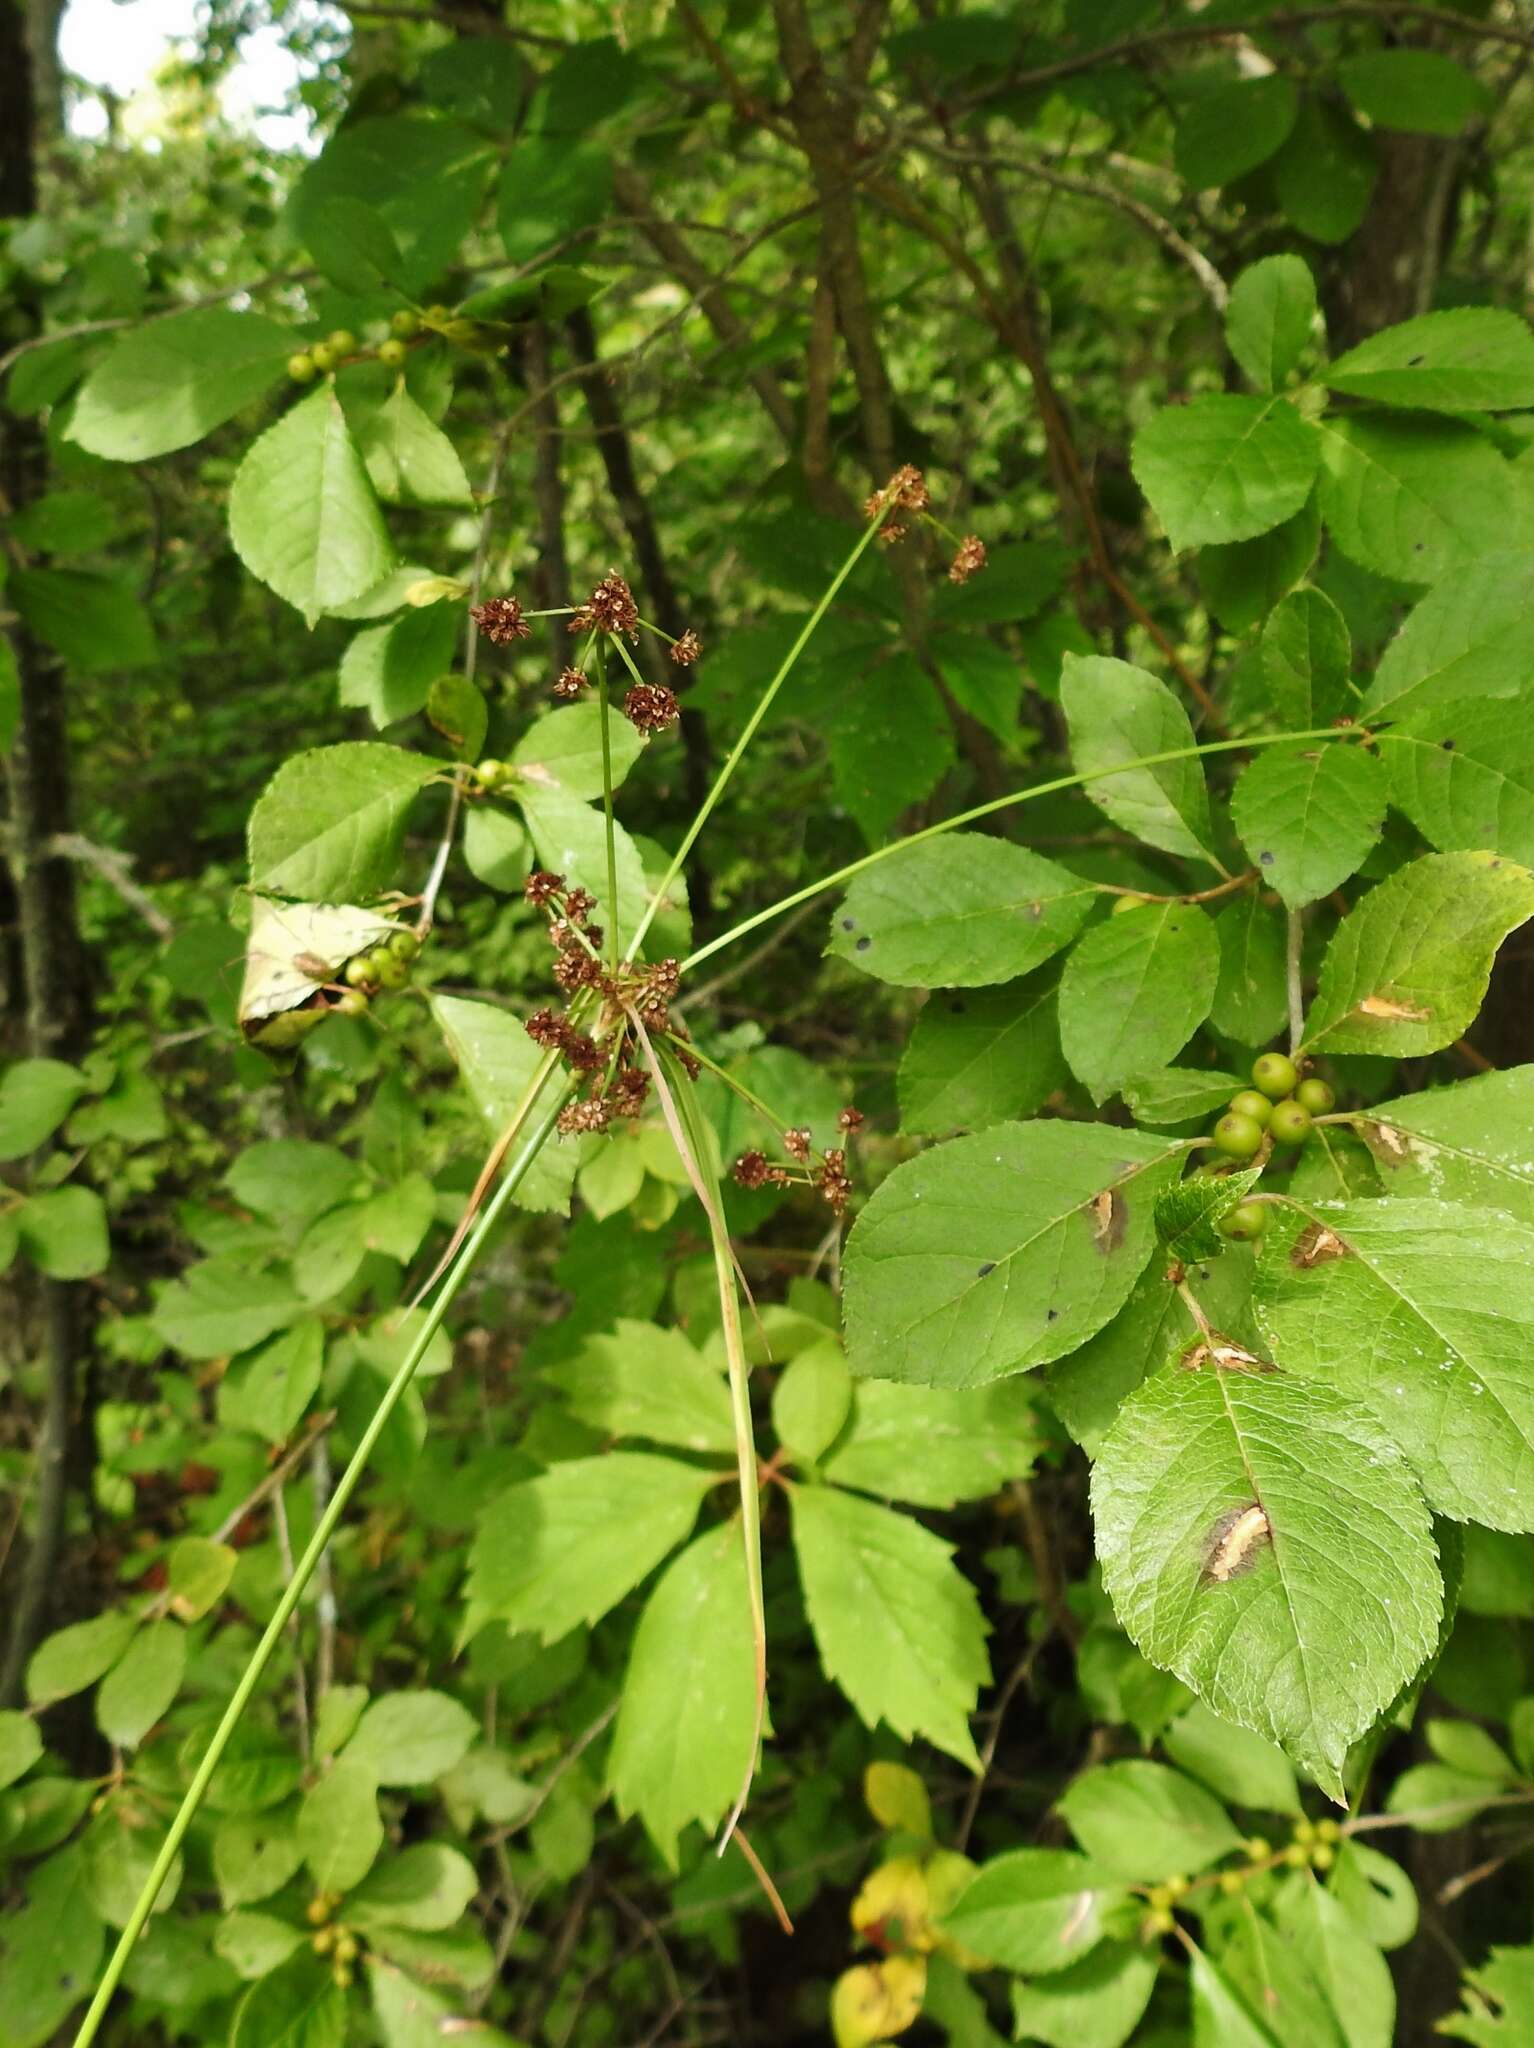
left=1287, top=908, right=1305, bottom=1054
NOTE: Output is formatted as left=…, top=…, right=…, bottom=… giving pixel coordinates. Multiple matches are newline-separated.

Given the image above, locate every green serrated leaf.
left=230, top=1948, right=348, bottom=2048
left=1382, top=697, right=1534, bottom=864
left=1328, top=308, right=1534, bottom=412
left=465, top=1452, right=712, bottom=1643
left=1231, top=743, right=1386, bottom=909
left=1058, top=901, right=1220, bottom=1103
left=790, top=1482, right=989, bottom=1768
left=609, top=1522, right=759, bottom=1867
left=1338, top=48, right=1488, bottom=138
left=1174, top=75, right=1298, bottom=190
left=1154, top=1166, right=1261, bottom=1261
left=1058, top=1760, right=1241, bottom=1881
left=338, top=605, right=459, bottom=729
left=1226, top=256, right=1318, bottom=392
left=897, top=972, right=1067, bottom=1136
left=345, top=1691, right=476, bottom=1785
left=1256, top=1196, right=1534, bottom=1529
left=248, top=744, right=436, bottom=901
left=1316, top=414, right=1529, bottom=587
left=1212, top=894, right=1290, bottom=1047
left=1008, top=1940, right=1158, bottom=2048
left=428, top=992, right=577, bottom=1215
left=1092, top=1363, right=1442, bottom=1795
left=348, top=1844, right=478, bottom=1930
left=297, top=1757, right=383, bottom=1892
left=69, top=309, right=295, bottom=461
left=1201, top=498, right=1320, bottom=634
left=829, top=836, right=1095, bottom=990
left=1359, top=1065, right=1534, bottom=1226
left=1364, top=549, right=1534, bottom=723
left=96, top=1622, right=186, bottom=1749
left=546, top=1320, right=733, bottom=1453
left=511, top=700, right=645, bottom=801
left=941, top=1847, right=1129, bottom=1974
left=1062, top=655, right=1216, bottom=864
left=1123, top=1067, right=1244, bottom=1127
left=822, top=1377, right=1038, bottom=1508
left=843, top=1121, right=1184, bottom=1389
left=1132, top=395, right=1318, bottom=552
left=0, top=1058, right=87, bottom=1160
left=229, top=386, right=395, bottom=624
left=356, top=383, right=474, bottom=507
left=1301, top=852, right=1534, bottom=1056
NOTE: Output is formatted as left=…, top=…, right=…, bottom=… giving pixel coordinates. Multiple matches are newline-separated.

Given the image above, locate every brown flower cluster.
left=623, top=682, right=680, bottom=734
left=553, top=666, right=586, bottom=701
left=730, top=1104, right=862, bottom=1214
left=471, top=596, right=531, bottom=644
left=572, top=571, right=640, bottom=638
left=948, top=534, right=987, bottom=585
left=864, top=464, right=930, bottom=545
left=669, top=629, right=702, bottom=667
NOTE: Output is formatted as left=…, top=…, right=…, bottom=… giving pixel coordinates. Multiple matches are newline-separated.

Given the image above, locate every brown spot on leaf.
left=1291, top=1220, right=1350, bottom=1268
left=1089, top=1187, right=1127, bottom=1252
left=1356, top=993, right=1431, bottom=1022
left=1200, top=1503, right=1272, bottom=1587
left=1181, top=1334, right=1275, bottom=1375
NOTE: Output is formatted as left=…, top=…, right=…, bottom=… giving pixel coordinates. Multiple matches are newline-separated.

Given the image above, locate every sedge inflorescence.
left=732, top=1102, right=863, bottom=1216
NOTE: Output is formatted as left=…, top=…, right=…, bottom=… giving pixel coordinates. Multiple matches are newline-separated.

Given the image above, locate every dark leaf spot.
left=948, top=997, right=966, bottom=1013
left=841, top=917, right=856, bottom=931
left=977, top=1261, right=996, bottom=1278
left=1441, top=738, right=1456, bottom=751
left=1407, top=353, right=1426, bottom=365
left=855, top=935, right=871, bottom=952
left=1259, top=850, right=1275, bottom=866
left=1046, top=1307, right=1059, bottom=1322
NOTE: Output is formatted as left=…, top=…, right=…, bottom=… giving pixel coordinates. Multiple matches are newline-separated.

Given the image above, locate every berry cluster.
left=306, top=1892, right=362, bottom=1990
left=287, top=307, right=425, bottom=384
left=1141, top=1818, right=1340, bottom=1936
left=334, top=927, right=420, bottom=1013
left=1204, top=1052, right=1335, bottom=1242
left=732, top=1106, right=863, bottom=1216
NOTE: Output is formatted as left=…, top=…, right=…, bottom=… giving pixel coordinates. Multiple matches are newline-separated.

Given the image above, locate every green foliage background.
left=8, top=3, right=1534, bottom=2045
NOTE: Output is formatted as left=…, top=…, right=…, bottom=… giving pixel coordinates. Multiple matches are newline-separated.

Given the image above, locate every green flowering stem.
left=680, top=726, right=1352, bottom=974
left=594, top=641, right=621, bottom=969
left=72, top=1056, right=568, bottom=2048
left=624, top=505, right=886, bottom=964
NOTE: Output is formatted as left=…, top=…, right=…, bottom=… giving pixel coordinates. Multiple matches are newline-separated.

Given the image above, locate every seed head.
left=865, top=465, right=929, bottom=528
left=948, top=534, right=987, bottom=585
left=609, top=1066, right=650, bottom=1119
left=558, top=1097, right=611, bottom=1137
left=623, top=683, right=680, bottom=734
left=784, top=1127, right=812, bottom=1163
left=817, top=1148, right=852, bottom=1214
left=525, top=870, right=564, bottom=909
left=572, top=571, right=640, bottom=637
left=669, top=629, right=702, bottom=668
left=471, top=595, right=532, bottom=644
left=838, top=1106, right=865, bottom=1134
left=733, top=1150, right=769, bottom=1189
left=553, top=666, right=587, bottom=701
left=563, top=886, right=597, bottom=927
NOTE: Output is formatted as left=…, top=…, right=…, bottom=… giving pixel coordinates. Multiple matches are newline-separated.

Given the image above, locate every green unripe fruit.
left=1146, top=1885, right=1173, bottom=1911
left=1219, top=1200, right=1267, bottom=1242
left=391, top=308, right=421, bottom=338
left=288, top=352, right=317, bottom=382
left=1310, top=1842, right=1335, bottom=1870
left=1219, top=1869, right=1245, bottom=1895
left=426, top=303, right=452, bottom=323
left=1282, top=1842, right=1310, bottom=1868
left=310, top=343, right=336, bottom=374
left=306, top=1897, right=331, bottom=1926
left=476, top=757, right=508, bottom=789
left=331, top=987, right=369, bottom=1017
left=371, top=950, right=409, bottom=991
left=334, top=1932, right=358, bottom=1963
left=1163, top=1874, right=1190, bottom=1899
left=332, top=1961, right=353, bottom=1990
left=1252, top=1051, right=1299, bottom=1099
left=1229, top=1089, right=1273, bottom=1127
left=1212, top=1111, right=1264, bottom=1160
left=1268, top=1099, right=1313, bottom=1146
left=327, top=329, right=357, bottom=357
left=1245, top=1837, right=1271, bottom=1863
left=1296, top=1077, right=1335, bottom=1115
left=1145, top=1908, right=1175, bottom=1935
left=1315, top=1817, right=1341, bottom=1844
left=312, top=1927, right=335, bottom=1953
left=378, top=338, right=407, bottom=368
left=1292, top=1818, right=1317, bottom=1845
left=344, top=953, right=378, bottom=991
left=387, top=928, right=420, bottom=961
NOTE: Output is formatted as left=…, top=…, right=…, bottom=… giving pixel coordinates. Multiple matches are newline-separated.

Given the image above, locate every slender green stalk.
left=624, top=509, right=885, bottom=964
left=72, top=1060, right=567, bottom=2048
left=680, top=726, right=1350, bottom=974
left=594, top=642, right=621, bottom=969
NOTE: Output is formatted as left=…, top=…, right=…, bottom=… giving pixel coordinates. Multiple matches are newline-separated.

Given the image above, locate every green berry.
left=1245, top=1836, right=1271, bottom=1863
left=1252, top=1051, right=1300, bottom=1099
left=334, top=1932, right=358, bottom=1963
left=1292, top=1818, right=1317, bottom=1845
left=1296, top=1077, right=1335, bottom=1115
left=1219, top=1200, right=1267, bottom=1242
left=1310, top=1842, right=1335, bottom=1870
left=1219, top=1869, right=1245, bottom=1895
left=312, top=1926, right=335, bottom=1953
left=1212, top=1111, right=1264, bottom=1160
left=306, top=1897, right=331, bottom=1926
left=387, top=929, right=420, bottom=962
left=332, top=1961, right=353, bottom=1990
left=331, top=987, right=369, bottom=1017
left=288, top=351, right=317, bottom=382
left=310, top=343, right=336, bottom=374
left=1282, top=1842, right=1309, bottom=1868
left=1146, top=1884, right=1173, bottom=1911
left=378, top=338, right=407, bottom=368
left=426, top=303, right=452, bottom=323
left=1145, top=1907, right=1175, bottom=1936
left=476, top=757, right=507, bottom=789
left=327, top=328, right=357, bottom=357
left=344, top=954, right=377, bottom=991
left=1164, top=1874, right=1190, bottom=1899
left=371, top=950, right=409, bottom=991
left=391, top=308, right=421, bottom=338
left=1268, top=1099, right=1313, bottom=1146
left=1315, top=1818, right=1341, bottom=1844
left=1229, top=1088, right=1273, bottom=1127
